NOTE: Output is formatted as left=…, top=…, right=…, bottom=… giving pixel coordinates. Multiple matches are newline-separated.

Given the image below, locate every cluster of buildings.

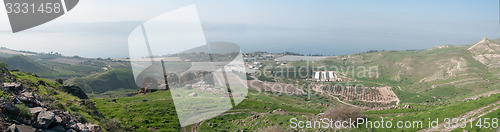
left=312, top=71, right=342, bottom=82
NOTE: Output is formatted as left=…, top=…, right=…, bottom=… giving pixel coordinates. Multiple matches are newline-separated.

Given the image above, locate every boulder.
left=29, top=107, right=44, bottom=115
left=76, top=123, right=88, bottom=131
left=165, top=73, right=179, bottom=86
left=3, top=82, right=22, bottom=90
left=65, top=129, right=77, bottom=132
left=37, top=80, right=46, bottom=86
left=7, top=124, right=16, bottom=132
left=18, top=91, right=41, bottom=107
left=180, top=72, right=196, bottom=84
left=59, top=85, right=89, bottom=99
left=35, top=111, right=55, bottom=128
left=54, top=116, right=63, bottom=124
left=55, top=79, right=64, bottom=85
left=87, top=123, right=102, bottom=132
left=0, top=98, right=20, bottom=115
left=8, top=124, right=36, bottom=132
left=43, top=125, right=65, bottom=132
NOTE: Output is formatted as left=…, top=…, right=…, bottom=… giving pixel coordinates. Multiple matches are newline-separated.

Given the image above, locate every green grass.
left=66, top=69, right=138, bottom=93
left=0, top=55, right=102, bottom=79
left=0, top=90, right=12, bottom=100
left=10, top=71, right=104, bottom=125
left=95, top=89, right=334, bottom=131
left=361, top=94, right=500, bottom=131
left=88, top=88, right=138, bottom=98
left=94, top=90, right=180, bottom=132
left=190, top=90, right=333, bottom=131
left=451, top=108, right=500, bottom=132
left=15, top=104, right=34, bottom=118
left=392, top=87, right=437, bottom=103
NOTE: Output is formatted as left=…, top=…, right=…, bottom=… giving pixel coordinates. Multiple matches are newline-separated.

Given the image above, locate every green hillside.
left=66, top=69, right=139, bottom=94
left=94, top=89, right=334, bottom=132
left=288, top=38, right=500, bottom=102
left=0, top=55, right=102, bottom=79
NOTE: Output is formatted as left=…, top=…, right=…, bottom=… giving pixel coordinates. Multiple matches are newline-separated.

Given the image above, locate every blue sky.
left=0, top=0, right=499, bottom=58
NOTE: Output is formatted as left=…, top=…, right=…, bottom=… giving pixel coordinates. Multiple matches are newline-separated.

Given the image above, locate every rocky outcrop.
left=35, top=111, right=55, bottom=128
left=1, top=95, right=101, bottom=131
left=468, top=37, right=500, bottom=68
left=0, top=98, right=19, bottom=115
left=180, top=72, right=197, bottom=84
left=8, top=124, right=36, bottom=132
left=166, top=73, right=180, bottom=86
left=18, top=91, right=42, bottom=107
left=0, top=69, right=100, bottom=131
left=59, top=85, right=89, bottom=99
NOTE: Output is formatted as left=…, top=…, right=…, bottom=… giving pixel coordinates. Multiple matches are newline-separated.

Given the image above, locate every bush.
left=41, top=95, right=55, bottom=102
left=258, top=75, right=275, bottom=82
left=49, top=102, right=66, bottom=111
left=0, top=91, right=11, bottom=100
left=73, top=112, right=88, bottom=123
left=15, top=104, right=33, bottom=118
left=69, top=105, right=80, bottom=111
left=100, top=119, right=127, bottom=131
left=47, top=88, right=58, bottom=95
left=323, top=105, right=363, bottom=122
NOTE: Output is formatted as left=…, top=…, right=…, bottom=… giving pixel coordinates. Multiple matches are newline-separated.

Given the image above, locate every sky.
left=0, top=0, right=499, bottom=58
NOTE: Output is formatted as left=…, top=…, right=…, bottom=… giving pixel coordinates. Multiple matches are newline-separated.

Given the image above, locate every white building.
left=312, top=71, right=341, bottom=82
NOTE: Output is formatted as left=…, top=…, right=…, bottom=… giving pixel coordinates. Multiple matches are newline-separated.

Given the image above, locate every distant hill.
left=292, top=37, right=500, bottom=102
left=0, top=55, right=103, bottom=79
left=66, top=69, right=139, bottom=94
left=0, top=55, right=56, bottom=77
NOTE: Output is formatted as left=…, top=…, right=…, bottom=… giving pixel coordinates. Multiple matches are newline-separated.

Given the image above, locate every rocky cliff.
left=0, top=64, right=101, bottom=132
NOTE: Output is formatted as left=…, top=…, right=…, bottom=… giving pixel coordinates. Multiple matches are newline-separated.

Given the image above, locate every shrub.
left=49, top=102, right=66, bottom=111
left=0, top=91, right=11, bottom=100
left=323, top=105, right=363, bottom=122
left=69, top=105, right=80, bottom=111
left=47, top=88, right=58, bottom=95
left=73, top=112, right=88, bottom=123
left=41, top=95, right=55, bottom=102
left=100, top=119, right=127, bottom=132
left=15, top=104, right=34, bottom=118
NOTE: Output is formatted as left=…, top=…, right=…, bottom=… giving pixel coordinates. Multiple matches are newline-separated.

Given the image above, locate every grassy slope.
left=0, top=55, right=102, bottom=79
left=362, top=94, right=500, bottom=131
left=9, top=71, right=105, bottom=125
left=94, top=90, right=180, bottom=131
left=451, top=108, right=500, bottom=132
left=195, top=91, right=333, bottom=131
left=94, top=90, right=334, bottom=131
left=66, top=69, right=138, bottom=94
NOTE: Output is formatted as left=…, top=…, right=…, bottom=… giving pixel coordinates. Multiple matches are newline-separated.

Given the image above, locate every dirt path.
left=419, top=100, right=500, bottom=132
left=462, top=90, right=500, bottom=101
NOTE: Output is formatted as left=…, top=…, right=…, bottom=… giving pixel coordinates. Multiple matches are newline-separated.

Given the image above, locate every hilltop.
left=0, top=48, right=135, bottom=95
